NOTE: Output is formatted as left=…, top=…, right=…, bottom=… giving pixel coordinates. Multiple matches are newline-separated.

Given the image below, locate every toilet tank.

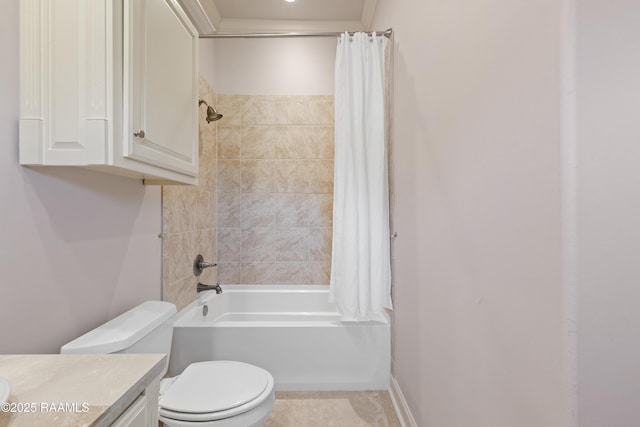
left=61, top=301, right=177, bottom=375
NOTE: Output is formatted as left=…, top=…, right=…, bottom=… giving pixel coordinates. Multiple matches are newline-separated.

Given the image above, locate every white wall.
left=205, top=37, right=335, bottom=95
left=372, top=1, right=567, bottom=426
left=0, top=0, right=162, bottom=354
left=199, top=39, right=218, bottom=92
left=200, top=3, right=640, bottom=426
left=576, top=1, right=640, bottom=425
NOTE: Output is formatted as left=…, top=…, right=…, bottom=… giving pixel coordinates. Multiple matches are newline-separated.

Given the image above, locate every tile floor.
left=265, top=391, right=401, bottom=427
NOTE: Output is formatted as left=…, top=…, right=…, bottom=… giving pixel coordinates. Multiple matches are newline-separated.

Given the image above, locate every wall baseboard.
left=389, top=375, right=418, bottom=427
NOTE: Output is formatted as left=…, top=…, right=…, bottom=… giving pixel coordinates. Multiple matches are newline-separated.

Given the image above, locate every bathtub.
left=168, top=285, right=390, bottom=391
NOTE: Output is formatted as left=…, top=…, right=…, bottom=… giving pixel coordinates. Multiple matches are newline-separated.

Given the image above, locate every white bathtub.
left=168, top=285, right=390, bottom=391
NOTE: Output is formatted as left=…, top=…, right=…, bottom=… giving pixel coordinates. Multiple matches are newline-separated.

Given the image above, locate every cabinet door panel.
left=126, top=0, right=198, bottom=177
left=110, top=394, right=147, bottom=427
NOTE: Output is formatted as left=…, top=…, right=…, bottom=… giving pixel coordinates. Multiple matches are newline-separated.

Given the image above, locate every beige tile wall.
left=161, top=76, right=218, bottom=309
left=216, top=94, right=334, bottom=285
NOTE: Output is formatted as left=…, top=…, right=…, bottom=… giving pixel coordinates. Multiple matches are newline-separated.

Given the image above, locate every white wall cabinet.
left=19, top=0, right=199, bottom=185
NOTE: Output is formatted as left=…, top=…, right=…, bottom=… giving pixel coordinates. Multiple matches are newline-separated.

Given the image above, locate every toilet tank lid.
left=60, top=301, right=177, bottom=354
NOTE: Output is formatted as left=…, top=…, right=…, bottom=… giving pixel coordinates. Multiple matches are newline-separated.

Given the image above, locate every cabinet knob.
left=133, top=130, right=146, bottom=138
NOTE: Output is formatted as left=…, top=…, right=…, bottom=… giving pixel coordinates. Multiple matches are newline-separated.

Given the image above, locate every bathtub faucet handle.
left=193, top=254, right=217, bottom=276
left=200, top=260, right=216, bottom=269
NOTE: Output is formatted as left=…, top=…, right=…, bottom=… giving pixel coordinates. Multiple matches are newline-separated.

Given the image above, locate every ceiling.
left=178, top=0, right=378, bottom=34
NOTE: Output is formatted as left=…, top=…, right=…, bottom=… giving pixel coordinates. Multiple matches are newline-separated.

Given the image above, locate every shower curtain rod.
left=199, top=28, right=392, bottom=39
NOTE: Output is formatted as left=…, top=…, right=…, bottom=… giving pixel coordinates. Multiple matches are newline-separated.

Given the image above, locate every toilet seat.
left=159, top=361, right=274, bottom=423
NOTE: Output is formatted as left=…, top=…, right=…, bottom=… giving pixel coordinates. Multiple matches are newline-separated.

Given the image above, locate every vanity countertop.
left=0, top=354, right=166, bottom=427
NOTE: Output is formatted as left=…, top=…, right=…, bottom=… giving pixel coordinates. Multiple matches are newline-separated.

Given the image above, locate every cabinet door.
left=125, top=0, right=199, bottom=177
left=110, top=394, right=147, bottom=427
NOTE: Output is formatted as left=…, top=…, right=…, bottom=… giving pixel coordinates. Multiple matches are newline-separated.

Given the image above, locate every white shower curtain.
left=329, top=32, right=392, bottom=319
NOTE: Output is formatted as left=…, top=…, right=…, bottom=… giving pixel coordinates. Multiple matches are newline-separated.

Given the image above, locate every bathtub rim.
left=174, top=284, right=390, bottom=325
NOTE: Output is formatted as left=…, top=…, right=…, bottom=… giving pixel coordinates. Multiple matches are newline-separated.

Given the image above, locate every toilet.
left=60, top=301, right=275, bottom=427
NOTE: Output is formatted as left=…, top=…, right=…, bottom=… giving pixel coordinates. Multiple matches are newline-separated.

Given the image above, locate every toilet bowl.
left=158, top=361, right=274, bottom=427
left=61, top=301, right=275, bottom=427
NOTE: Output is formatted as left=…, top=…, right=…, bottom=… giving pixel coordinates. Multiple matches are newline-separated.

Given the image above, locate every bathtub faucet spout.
left=197, top=282, right=222, bottom=294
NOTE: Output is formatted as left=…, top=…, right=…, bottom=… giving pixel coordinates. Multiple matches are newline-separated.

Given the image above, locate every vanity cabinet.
left=19, top=0, right=199, bottom=185
left=0, top=354, right=165, bottom=427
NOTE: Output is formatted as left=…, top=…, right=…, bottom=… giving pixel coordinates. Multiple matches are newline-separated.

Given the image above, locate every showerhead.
left=204, top=105, right=223, bottom=122
left=198, top=99, right=223, bottom=123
